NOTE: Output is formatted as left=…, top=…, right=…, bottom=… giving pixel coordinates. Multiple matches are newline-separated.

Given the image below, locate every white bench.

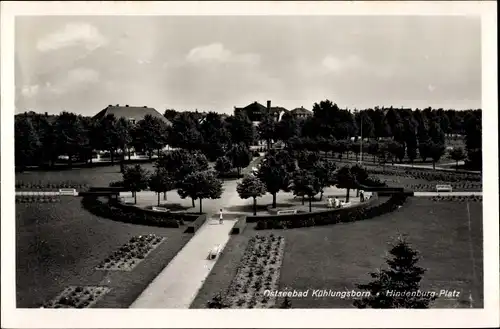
left=58, top=188, right=77, bottom=196
left=436, top=185, right=453, bottom=192
left=152, top=206, right=169, bottom=212
left=277, top=209, right=297, bottom=215
left=340, top=202, right=352, bottom=208
left=208, top=244, right=222, bottom=260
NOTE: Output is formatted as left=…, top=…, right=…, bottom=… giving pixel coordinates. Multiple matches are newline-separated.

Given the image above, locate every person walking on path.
left=219, top=208, right=224, bottom=224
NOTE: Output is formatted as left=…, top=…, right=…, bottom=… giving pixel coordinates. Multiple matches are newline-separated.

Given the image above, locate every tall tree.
left=353, top=236, right=436, bottom=308
left=96, top=113, right=119, bottom=165
left=290, top=169, right=321, bottom=212
left=122, top=164, right=150, bottom=204
left=335, top=166, right=357, bottom=203
left=428, top=142, right=446, bottom=170
left=167, top=112, right=203, bottom=150
left=149, top=168, right=175, bottom=205
left=228, top=143, right=253, bottom=176
left=214, top=156, right=233, bottom=177
left=236, top=175, right=267, bottom=215
left=135, top=114, right=169, bottom=158
left=178, top=170, right=223, bottom=214
left=275, top=112, right=300, bottom=146
left=15, top=115, right=41, bottom=171
left=449, top=147, right=466, bottom=170
left=226, top=111, right=256, bottom=146
left=257, top=153, right=292, bottom=208
left=163, top=108, right=178, bottom=122
left=257, top=113, right=276, bottom=150
left=200, top=112, right=231, bottom=160
left=54, top=112, right=88, bottom=167
left=115, top=117, right=133, bottom=172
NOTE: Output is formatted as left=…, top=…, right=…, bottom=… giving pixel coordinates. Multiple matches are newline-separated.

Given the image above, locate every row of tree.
left=237, top=149, right=370, bottom=214
left=15, top=102, right=482, bottom=172
left=122, top=150, right=223, bottom=213
left=119, top=148, right=369, bottom=215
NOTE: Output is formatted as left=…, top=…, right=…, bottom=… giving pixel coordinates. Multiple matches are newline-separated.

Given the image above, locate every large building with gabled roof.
left=93, top=104, right=172, bottom=126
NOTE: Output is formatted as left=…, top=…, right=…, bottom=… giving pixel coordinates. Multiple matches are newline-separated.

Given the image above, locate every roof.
left=93, top=105, right=171, bottom=125
left=269, top=106, right=288, bottom=114
left=235, top=101, right=268, bottom=113
left=290, top=106, right=312, bottom=115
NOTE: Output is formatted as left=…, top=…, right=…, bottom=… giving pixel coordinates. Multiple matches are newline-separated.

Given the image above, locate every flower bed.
left=366, top=167, right=481, bottom=182
left=429, top=195, right=483, bottom=202
left=15, top=196, right=60, bottom=203
left=223, top=234, right=285, bottom=308
left=43, top=286, right=111, bottom=308
left=81, top=196, right=181, bottom=228
left=96, top=234, right=165, bottom=271
left=406, top=182, right=482, bottom=191
left=255, top=193, right=407, bottom=230
left=15, top=181, right=89, bottom=191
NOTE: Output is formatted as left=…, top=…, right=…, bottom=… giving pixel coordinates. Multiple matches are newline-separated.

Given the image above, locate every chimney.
left=267, top=100, right=271, bottom=110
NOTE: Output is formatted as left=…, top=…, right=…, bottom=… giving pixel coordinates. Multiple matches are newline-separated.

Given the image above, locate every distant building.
left=234, top=100, right=288, bottom=124
left=93, top=104, right=172, bottom=126
left=290, top=106, right=312, bottom=119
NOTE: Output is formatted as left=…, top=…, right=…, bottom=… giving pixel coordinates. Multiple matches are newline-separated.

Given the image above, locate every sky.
left=15, top=15, right=481, bottom=116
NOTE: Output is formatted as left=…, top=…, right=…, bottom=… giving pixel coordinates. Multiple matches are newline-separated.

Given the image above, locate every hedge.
left=184, top=214, right=208, bottom=233
left=81, top=196, right=181, bottom=228
left=254, top=193, right=408, bottom=230
left=247, top=194, right=379, bottom=224
left=231, top=217, right=247, bottom=235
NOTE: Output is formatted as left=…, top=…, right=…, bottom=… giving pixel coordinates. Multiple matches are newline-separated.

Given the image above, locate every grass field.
left=16, top=197, right=192, bottom=308
left=191, top=197, right=483, bottom=309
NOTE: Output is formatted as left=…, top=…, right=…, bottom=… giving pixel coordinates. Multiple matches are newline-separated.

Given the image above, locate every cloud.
left=322, top=55, right=363, bottom=72
left=46, top=68, right=100, bottom=95
left=21, top=85, right=40, bottom=98
left=186, top=43, right=260, bottom=65
left=37, top=23, right=107, bottom=52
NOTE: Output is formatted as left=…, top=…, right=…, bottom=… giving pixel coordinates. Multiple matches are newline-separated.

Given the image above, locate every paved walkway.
left=414, top=191, right=482, bottom=197
left=129, top=215, right=238, bottom=308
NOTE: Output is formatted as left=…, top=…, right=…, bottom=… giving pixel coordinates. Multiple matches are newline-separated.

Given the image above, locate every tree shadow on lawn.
left=143, top=203, right=191, bottom=212
left=224, top=203, right=297, bottom=213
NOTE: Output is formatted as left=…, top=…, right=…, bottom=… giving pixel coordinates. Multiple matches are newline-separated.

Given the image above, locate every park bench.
left=340, top=201, right=352, bottom=208
left=152, top=206, right=169, bottom=212
left=208, top=244, right=222, bottom=260
left=435, top=184, right=453, bottom=192
left=277, top=209, right=297, bottom=215
left=58, top=188, right=77, bottom=196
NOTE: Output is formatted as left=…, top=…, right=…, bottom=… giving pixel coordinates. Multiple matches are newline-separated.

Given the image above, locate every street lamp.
left=359, top=113, right=363, bottom=164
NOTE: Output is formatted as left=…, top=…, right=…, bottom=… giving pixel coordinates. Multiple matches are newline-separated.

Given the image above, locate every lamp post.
left=359, top=113, right=363, bottom=164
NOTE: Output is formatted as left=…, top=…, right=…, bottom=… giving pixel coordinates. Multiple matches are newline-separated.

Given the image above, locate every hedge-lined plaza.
left=15, top=103, right=483, bottom=309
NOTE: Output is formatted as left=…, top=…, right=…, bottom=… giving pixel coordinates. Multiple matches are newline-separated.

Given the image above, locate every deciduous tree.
left=178, top=170, right=223, bottom=214
left=123, top=164, right=150, bottom=204
left=237, top=175, right=267, bottom=215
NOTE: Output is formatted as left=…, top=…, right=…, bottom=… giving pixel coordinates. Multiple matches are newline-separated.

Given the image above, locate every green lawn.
left=16, top=197, right=192, bottom=308
left=192, top=197, right=483, bottom=309
left=16, top=163, right=158, bottom=188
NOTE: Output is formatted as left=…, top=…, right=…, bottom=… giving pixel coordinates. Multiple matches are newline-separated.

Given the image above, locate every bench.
left=152, top=206, right=169, bottom=212
left=58, top=188, right=77, bottom=196
left=340, top=202, right=352, bottom=208
left=277, top=209, right=297, bottom=215
left=208, top=244, right=222, bottom=260
left=436, top=185, right=453, bottom=192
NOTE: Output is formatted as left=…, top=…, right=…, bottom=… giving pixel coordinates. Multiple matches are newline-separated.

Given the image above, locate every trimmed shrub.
left=231, top=217, right=247, bottom=235
left=81, top=196, right=180, bottom=228
left=184, top=214, right=208, bottom=233
left=255, top=193, right=408, bottom=230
